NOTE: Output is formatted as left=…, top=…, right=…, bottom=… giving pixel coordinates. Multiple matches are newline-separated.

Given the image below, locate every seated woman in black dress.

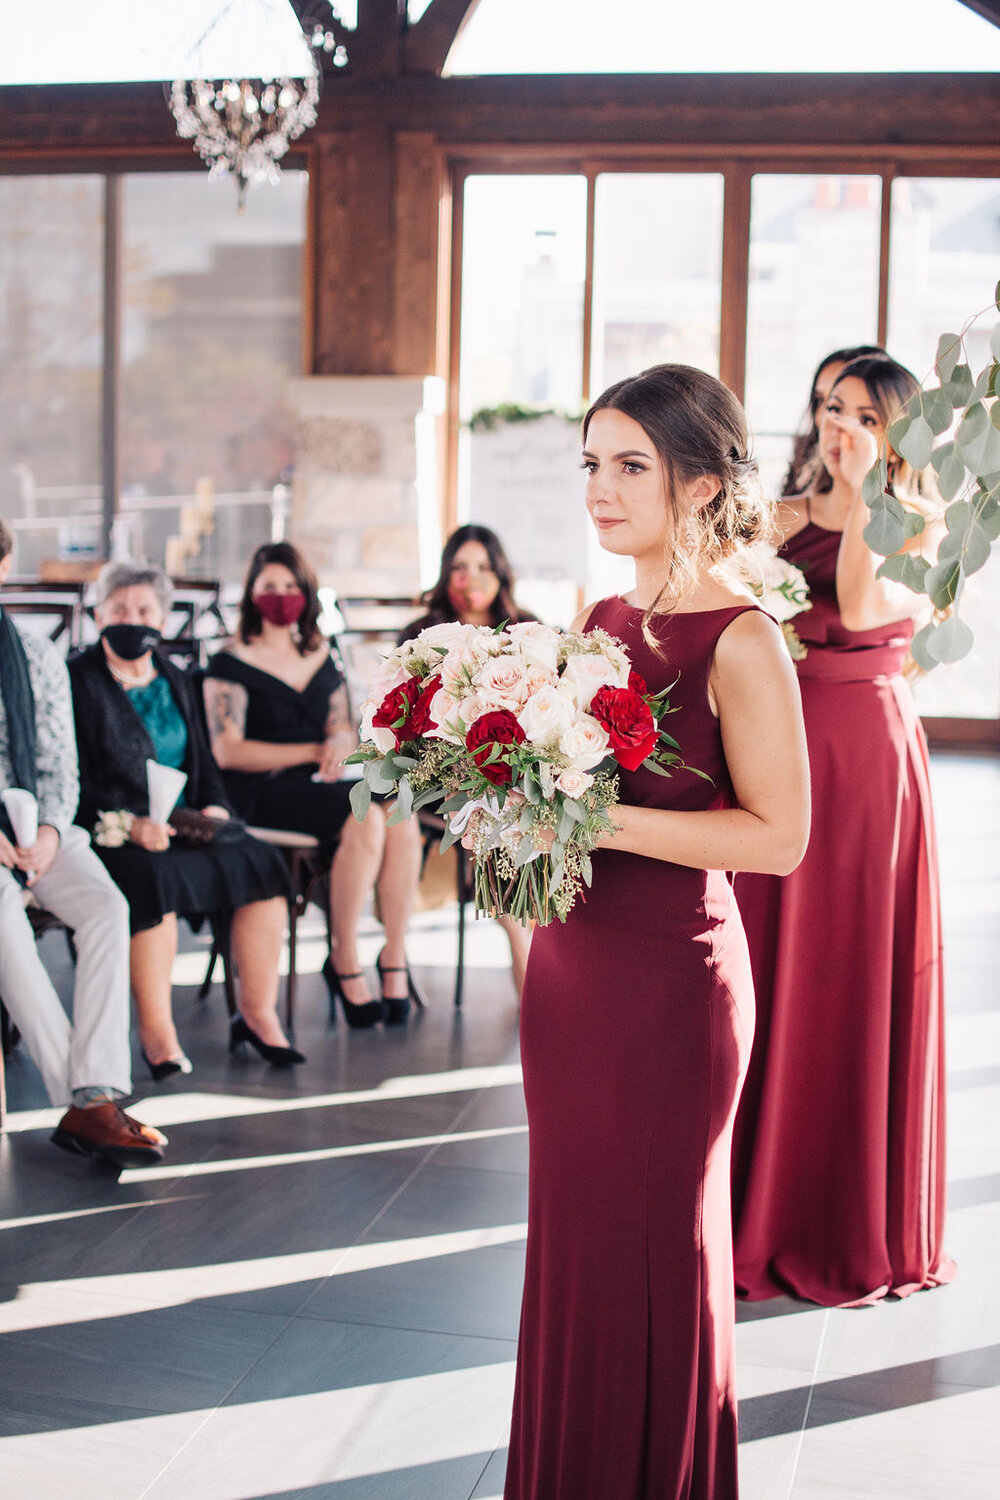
left=203, top=542, right=423, bottom=1027
left=399, top=524, right=536, bottom=996
left=69, top=562, right=300, bottom=1078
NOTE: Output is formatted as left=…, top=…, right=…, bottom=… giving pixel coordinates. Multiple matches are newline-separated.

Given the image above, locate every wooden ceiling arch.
left=288, top=0, right=482, bottom=78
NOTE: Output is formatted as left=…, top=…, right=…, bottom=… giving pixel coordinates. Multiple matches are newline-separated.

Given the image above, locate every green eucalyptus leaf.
left=395, top=777, right=414, bottom=820
left=973, top=363, right=993, bottom=400
left=919, top=386, right=954, bottom=436
left=969, top=422, right=1000, bottom=475
left=924, top=557, right=963, bottom=610
left=863, top=507, right=906, bottom=556
left=862, top=460, right=888, bottom=505
left=897, top=415, right=934, bottom=471
left=944, top=364, right=975, bottom=406
left=992, top=323, right=1000, bottom=361
left=931, top=440, right=955, bottom=475
left=938, top=518, right=990, bottom=574
left=957, top=401, right=988, bottom=446
left=991, top=401, right=1000, bottom=433
left=945, top=499, right=973, bottom=533
left=513, top=838, right=538, bottom=868
left=875, top=552, right=930, bottom=592
left=902, top=511, right=926, bottom=538
left=882, top=489, right=906, bottom=522
left=988, top=362, right=1000, bottom=399
left=863, top=507, right=905, bottom=555
left=886, top=414, right=912, bottom=454
left=996, top=278, right=1000, bottom=311
left=365, top=760, right=397, bottom=795
left=349, top=777, right=372, bottom=821
left=976, top=491, right=1000, bottom=541
left=926, top=614, right=975, bottom=664
left=936, top=447, right=968, bottom=502
left=935, top=332, right=962, bottom=382
left=910, top=622, right=939, bottom=674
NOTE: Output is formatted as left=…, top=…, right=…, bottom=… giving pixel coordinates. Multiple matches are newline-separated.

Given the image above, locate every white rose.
left=559, top=652, right=629, bottom=710
left=366, top=656, right=413, bottom=709
left=559, top=714, right=611, bottom=770
left=457, top=689, right=496, bottom=728
left=524, top=662, right=558, bottom=695
left=474, top=653, right=532, bottom=708
left=359, top=699, right=397, bottom=754
left=555, top=767, right=595, bottom=798
left=424, top=686, right=465, bottom=744
left=418, top=620, right=488, bottom=653
left=517, top=684, right=577, bottom=747
left=440, top=645, right=485, bottom=696
left=506, top=621, right=562, bottom=674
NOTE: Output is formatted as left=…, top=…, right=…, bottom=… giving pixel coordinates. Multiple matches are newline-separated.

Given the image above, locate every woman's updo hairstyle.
left=584, top=363, right=771, bottom=642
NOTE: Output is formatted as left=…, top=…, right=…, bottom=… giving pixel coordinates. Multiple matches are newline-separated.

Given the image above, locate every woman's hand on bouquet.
left=130, top=817, right=175, bottom=852
left=13, top=825, right=61, bottom=884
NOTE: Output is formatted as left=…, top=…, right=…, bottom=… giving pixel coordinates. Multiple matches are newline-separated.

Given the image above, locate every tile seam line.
left=786, top=1307, right=830, bottom=1500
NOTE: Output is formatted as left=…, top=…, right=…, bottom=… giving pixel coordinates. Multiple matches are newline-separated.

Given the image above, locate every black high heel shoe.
left=376, top=949, right=420, bottom=1025
left=322, top=958, right=385, bottom=1029
left=142, top=1049, right=192, bottom=1082
left=229, top=1016, right=306, bottom=1066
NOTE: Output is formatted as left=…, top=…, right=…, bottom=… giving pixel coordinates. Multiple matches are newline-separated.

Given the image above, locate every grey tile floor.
left=0, top=751, right=997, bottom=1499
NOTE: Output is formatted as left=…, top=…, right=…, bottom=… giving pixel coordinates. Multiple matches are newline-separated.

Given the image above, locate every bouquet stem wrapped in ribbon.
left=348, top=621, right=705, bottom=927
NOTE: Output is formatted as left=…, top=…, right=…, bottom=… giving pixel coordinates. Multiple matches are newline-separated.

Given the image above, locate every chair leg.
left=199, top=940, right=220, bottom=1000
left=208, top=915, right=238, bottom=1018
left=284, top=897, right=299, bottom=1032
left=454, top=846, right=468, bottom=1010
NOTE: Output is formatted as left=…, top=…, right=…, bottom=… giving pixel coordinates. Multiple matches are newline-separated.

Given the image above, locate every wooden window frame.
left=445, top=145, right=1000, bottom=744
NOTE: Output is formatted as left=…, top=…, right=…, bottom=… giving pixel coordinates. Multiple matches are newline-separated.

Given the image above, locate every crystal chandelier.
left=167, top=4, right=349, bottom=210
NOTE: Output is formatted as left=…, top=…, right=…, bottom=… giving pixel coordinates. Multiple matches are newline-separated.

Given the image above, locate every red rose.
left=373, top=675, right=423, bottom=747
left=590, top=684, right=659, bottom=772
left=465, top=710, right=526, bottom=787
left=628, top=667, right=648, bottom=697
left=408, top=675, right=442, bottom=739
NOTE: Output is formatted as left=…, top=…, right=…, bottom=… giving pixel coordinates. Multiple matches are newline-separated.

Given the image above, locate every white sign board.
left=469, top=415, right=588, bottom=584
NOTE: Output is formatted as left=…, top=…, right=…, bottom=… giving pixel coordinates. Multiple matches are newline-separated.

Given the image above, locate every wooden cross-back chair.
left=2, top=580, right=87, bottom=652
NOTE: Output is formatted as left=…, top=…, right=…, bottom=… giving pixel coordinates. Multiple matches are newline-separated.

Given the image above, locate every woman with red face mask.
left=398, top=525, right=537, bottom=996
left=204, top=543, right=423, bottom=1027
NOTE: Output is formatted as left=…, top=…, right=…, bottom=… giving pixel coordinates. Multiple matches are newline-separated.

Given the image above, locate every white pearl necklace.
left=107, top=657, right=156, bottom=690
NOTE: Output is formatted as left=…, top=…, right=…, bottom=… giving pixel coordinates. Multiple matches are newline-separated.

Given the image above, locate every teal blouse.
left=127, top=675, right=188, bottom=805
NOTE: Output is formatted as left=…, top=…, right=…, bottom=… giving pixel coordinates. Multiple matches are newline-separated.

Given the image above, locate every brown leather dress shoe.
left=51, top=1101, right=167, bottom=1169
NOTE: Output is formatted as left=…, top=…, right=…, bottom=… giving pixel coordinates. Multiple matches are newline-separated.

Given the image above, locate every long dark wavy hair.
left=826, top=354, right=932, bottom=504
left=781, top=344, right=888, bottom=498
left=584, top=363, right=769, bottom=643
left=238, top=541, right=323, bottom=656
left=420, top=524, right=523, bottom=628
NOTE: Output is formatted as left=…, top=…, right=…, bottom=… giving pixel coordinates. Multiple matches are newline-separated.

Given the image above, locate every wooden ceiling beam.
left=402, top=0, right=483, bottom=75
left=955, top=0, right=1000, bottom=26
left=2, top=73, right=999, bottom=156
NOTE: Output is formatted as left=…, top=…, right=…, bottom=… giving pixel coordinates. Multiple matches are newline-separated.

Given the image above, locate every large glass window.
left=591, top=173, right=724, bottom=394
left=744, top=174, right=882, bottom=498
left=0, top=175, right=104, bottom=574
left=119, top=171, right=307, bottom=576
left=0, top=168, right=306, bottom=581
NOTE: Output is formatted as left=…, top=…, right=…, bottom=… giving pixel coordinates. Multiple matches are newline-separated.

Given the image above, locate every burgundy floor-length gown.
left=731, top=522, right=955, bottom=1307
left=505, top=599, right=758, bottom=1500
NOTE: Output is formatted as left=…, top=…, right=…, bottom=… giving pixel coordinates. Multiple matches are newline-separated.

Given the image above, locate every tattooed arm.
left=203, top=677, right=324, bottom=772
left=315, top=684, right=359, bottom=782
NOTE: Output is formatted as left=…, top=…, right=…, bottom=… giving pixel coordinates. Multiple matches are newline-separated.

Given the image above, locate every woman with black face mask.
left=68, top=561, right=298, bottom=1078
left=203, top=543, right=423, bottom=1028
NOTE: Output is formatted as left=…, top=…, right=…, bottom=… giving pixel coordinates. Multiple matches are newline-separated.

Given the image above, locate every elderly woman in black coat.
left=69, top=561, right=299, bottom=1078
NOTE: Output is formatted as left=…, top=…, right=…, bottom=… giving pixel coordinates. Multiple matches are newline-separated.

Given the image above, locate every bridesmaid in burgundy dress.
left=731, top=353, right=956, bottom=1307
left=504, top=366, right=810, bottom=1500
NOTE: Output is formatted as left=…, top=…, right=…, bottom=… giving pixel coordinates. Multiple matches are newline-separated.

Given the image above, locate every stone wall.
left=286, top=375, right=443, bottom=598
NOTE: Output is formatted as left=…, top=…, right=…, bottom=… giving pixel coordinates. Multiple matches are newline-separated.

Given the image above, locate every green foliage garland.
left=862, top=282, right=1000, bottom=671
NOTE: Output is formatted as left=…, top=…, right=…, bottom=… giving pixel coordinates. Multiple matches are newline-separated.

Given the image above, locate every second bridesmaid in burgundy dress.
left=731, top=353, right=956, bottom=1307
left=504, top=366, right=810, bottom=1500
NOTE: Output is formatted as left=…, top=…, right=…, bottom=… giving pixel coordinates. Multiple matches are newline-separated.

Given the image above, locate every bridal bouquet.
left=348, top=620, right=700, bottom=926
left=740, top=543, right=812, bottom=660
